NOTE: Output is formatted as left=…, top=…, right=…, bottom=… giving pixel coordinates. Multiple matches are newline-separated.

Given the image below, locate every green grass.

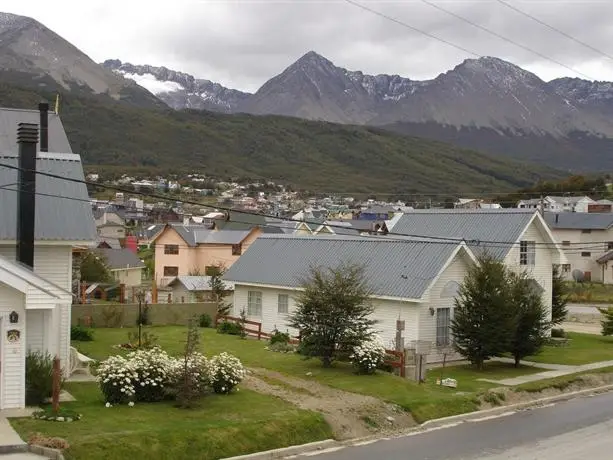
left=514, top=366, right=613, bottom=393
left=73, top=326, right=547, bottom=423
left=10, top=382, right=331, bottom=460
left=566, top=282, right=613, bottom=304
left=526, top=333, right=613, bottom=365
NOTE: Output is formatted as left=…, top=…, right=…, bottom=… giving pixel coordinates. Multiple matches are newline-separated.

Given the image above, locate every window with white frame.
left=278, top=294, right=289, bottom=314
left=436, top=307, right=451, bottom=347
left=519, top=240, right=536, bottom=266
left=247, top=291, right=262, bottom=317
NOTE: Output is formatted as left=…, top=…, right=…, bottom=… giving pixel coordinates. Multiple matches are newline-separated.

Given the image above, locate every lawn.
left=566, top=282, right=613, bottom=304
left=10, top=382, right=331, bottom=460
left=73, top=326, right=548, bottom=422
left=526, top=332, right=613, bottom=365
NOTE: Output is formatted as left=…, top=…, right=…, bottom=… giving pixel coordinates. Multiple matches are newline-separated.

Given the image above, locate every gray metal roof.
left=0, top=152, right=96, bottom=241
left=96, top=248, right=145, bottom=270
left=224, top=235, right=465, bottom=300
left=388, top=209, right=536, bottom=259
left=543, top=212, right=613, bottom=230
left=167, top=275, right=235, bottom=291
left=0, top=108, right=72, bottom=153
left=168, top=224, right=253, bottom=246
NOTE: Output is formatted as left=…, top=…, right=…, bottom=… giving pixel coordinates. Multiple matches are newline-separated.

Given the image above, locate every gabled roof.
left=224, top=235, right=473, bottom=300
left=96, top=237, right=122, bottom=250
left=167, top=275, right=235, bottom=291
left=388, top=209, right=538, bottom=259
left=547, top=196, right=594, bottom=205
left=0, top=254, right=70, bottom=300
left=164, top=224, right=255, bottom=247
left=0, top=152, right=96, bottom=242
left=0, top=108, right=72, bottom=153
left=543, top=212, right=613, bottom=230
left=96, top=248, right=145, bottom=270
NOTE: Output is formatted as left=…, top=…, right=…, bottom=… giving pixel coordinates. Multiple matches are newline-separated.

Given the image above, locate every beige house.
left=544, top=212, right=613, bottom=283
left=152, top=224, right=261, bottom=286
left=96, top=248, right=144, bottom=287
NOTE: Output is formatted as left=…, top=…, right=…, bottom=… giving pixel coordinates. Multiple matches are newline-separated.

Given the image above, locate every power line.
left=2, top=162, right=611, bottom=250
left=418, top=0, right=595, bottom=80
left=495, top=0, right=613, bottom=65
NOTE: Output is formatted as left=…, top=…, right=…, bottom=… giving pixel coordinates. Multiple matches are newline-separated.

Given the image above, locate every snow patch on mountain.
left=119, top=71, right=185, bottom=94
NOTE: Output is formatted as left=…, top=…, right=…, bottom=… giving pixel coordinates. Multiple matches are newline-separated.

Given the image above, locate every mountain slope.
left=0, top=81, right=563, bottom=194
left=102, top=59, right=251, bottom=112
left=0, top=12, right=162, bottom=108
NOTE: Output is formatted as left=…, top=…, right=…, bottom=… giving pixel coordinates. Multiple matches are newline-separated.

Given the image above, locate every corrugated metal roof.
left=224, top=235, right=464, bottom=300
left=96, top=248, right=145, bottom=270
left=168, top=275, right=235, bottom=291
left=0, top=108, right=72, bottom=153
left=168, top=224, right=253, bottom=246
left=389, top=209, right=536, bottom=259
left=543, top=212, right=613, bottom=230
left=0, top=152, right=97, bottom=241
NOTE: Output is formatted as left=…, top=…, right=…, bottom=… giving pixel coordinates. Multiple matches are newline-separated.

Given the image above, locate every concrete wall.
left=71, top=302, right=218, bottom=327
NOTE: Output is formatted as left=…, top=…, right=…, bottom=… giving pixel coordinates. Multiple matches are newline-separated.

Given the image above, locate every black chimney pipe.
left=39, top=102, right=49, bottom=153
left=16, top=122, right=38, bottom=269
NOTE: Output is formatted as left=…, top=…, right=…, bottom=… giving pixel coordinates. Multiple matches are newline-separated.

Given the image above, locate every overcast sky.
left=6, top=0, right=613, bottom=92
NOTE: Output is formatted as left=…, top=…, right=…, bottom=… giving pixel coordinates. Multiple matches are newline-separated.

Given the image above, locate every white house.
left=387, top=209, right=566, bottom=316
left=224, top=235, right=477, bottom=363
left=0, top=108, right=96, bottom=410
left=543, top=212, right=613, bottom=283
left=517, top=196, right=595, bottom=213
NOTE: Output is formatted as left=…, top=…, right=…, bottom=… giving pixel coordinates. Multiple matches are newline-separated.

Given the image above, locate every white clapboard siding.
left=1, top=286, right=26, bottom=409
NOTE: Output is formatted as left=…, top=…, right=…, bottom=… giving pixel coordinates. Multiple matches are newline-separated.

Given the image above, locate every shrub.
left=350, top=336, right=386, bottom=375
left=26, top=351, right=61, bottom=406
left=551, top=328, right=567, bottom=338
left=268, top=342, right=296, bottom=353
left=270, top=329, right=291, bottom=346
left=71, top=325, right=94, bottom=342
left=217, top=320, right=243, bottom=336
left=209, top=352, right=245, bottom=394
left=198, top=313, right=212, bottom=328
left=169, top=352, right=212, bottom=402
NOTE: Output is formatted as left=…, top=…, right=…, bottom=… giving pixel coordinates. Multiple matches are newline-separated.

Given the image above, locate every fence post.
left=52, top=356, right=61, bottom=413
left=400, top=351, right=406, bottom=378
left=257, top=322, right=262, bottom=340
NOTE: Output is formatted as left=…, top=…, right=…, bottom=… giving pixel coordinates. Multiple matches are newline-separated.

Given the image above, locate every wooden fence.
left=215, top=315, right=405, bottom=375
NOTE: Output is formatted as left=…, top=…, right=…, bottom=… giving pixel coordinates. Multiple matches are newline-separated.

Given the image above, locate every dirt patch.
left=479, top=372, right=613, bottom=410
left=244, top=368, right=416, bottom=440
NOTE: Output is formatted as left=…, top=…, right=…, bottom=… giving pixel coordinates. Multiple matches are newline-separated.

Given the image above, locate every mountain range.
left=103, top=52, right=613, bottom=171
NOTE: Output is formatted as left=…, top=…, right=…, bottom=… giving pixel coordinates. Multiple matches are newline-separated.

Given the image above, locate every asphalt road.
left=296, top=392, right=613, bottom=460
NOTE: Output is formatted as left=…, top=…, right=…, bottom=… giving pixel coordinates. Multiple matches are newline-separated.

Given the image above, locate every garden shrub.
left=25, top=351, right=61, bottom=406
left=350, top=336, right=386, bottom=375
left=169, top=352, right=213, bottom=401
left=551, top=328, right=566, bottom=338
left=71, top=325, right=94, bottom=342
left=270, top=329, right=291, bottom=346
left=217, top=320, right=243, bottom=336
left=268, top=341, right=296, bottom=353
left=209, top=352, right=245, bottom=394
left=198, top=313, right=212, bottom=328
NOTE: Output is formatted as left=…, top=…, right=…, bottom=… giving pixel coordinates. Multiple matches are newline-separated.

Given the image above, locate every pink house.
left=152, top=224, right=261, bottom=286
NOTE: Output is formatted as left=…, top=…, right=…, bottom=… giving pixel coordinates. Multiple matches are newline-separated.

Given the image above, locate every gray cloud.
left=7, top=0, right=613, bottom=91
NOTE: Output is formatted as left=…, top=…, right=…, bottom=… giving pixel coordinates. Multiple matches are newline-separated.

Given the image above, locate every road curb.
left=221, top=440, right=340, bottom=460
left=222, top=384, right=613, bottom=459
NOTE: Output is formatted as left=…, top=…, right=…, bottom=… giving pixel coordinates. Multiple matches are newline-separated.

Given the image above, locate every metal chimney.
left=39, top=102, right=49, bottom=152
left=16, top=122, right=38, bottom=268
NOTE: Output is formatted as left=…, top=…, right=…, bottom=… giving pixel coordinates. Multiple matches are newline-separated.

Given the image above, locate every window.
left=164, top=244, right=179, bottom=255
left=278, top=294, right=289, bottom=314
left=163, top=266, right=179, bottom=277
left=562, top=241, right=571, bottom=247
left=608, top=242, right=613, bottom=251
left=519, top=240, right=536, bottom=266
left=561, top=264, right=571, bottom=273
left=247, top=291, right=262, bottom=317
left=436, top=308, right=451, bottom=347
left=582, top=229, right=592, bottom=234
left=232, top=243, right=242, bottom=255
left=581, top=252, right=591, bottom=257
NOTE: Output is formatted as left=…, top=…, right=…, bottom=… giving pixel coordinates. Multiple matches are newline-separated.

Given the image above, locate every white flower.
left=105, top=402, right=112, bottom=408
left=128, top=401, right=135, bottom=407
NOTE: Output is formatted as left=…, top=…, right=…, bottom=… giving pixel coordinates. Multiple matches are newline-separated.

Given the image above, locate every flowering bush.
left=209, top=352, right=245, bottom=394
left=350, top=336, right=386, bottom=375
left=169, top=352, right=212, bottom=397
left=97, top=347, right=174, bottom=404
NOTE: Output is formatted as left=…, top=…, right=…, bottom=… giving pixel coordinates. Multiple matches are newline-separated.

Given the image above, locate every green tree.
left=207, top=264, right=232, bottom=317
left=176, top=317, right=201, bottom=408
left=551, top=265, right=569, bottom=325
left=80, top=252, right=111, bottom=283
left=509, top=273, right=550, bottom=367
left=288, top=263, right=376, bottom=367
left=451, top=255, right=515, bottom=370
left=597, top=307, right=613, bottom=336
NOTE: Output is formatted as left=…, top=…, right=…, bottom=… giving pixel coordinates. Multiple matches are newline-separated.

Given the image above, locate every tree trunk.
left=514, top=355, right=521, bottom=368
left=322, top=355, right=332, bottom=368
